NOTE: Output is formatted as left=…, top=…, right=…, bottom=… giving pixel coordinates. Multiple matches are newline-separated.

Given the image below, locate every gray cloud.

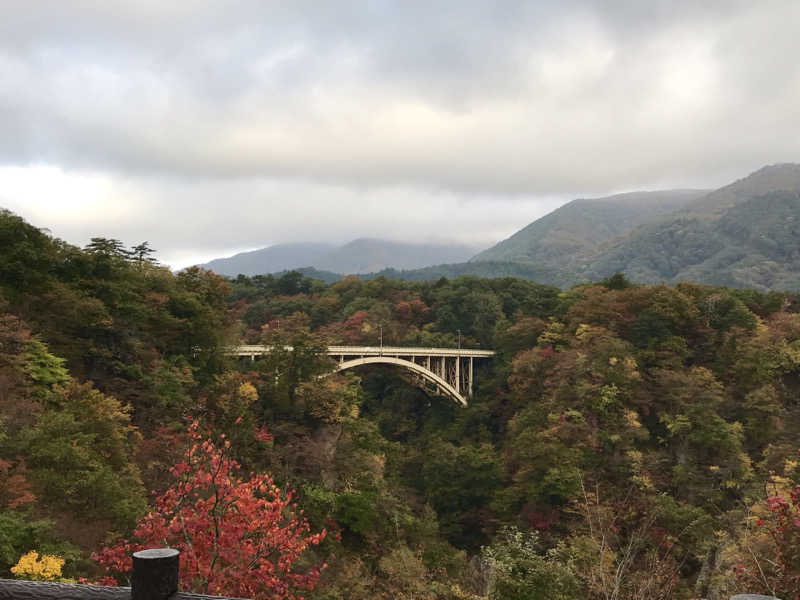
left=1, top=1, right=799, bottom=265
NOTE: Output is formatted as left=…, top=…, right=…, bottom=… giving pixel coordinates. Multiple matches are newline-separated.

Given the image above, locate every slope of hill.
left=583, top=164, right=800, bottom=289
left=201, top=243, right=334, bottom=277
left=362, top=260, right=581, bottom=287
left=586, top=190, right=800, bottom=290
left=202, top=164, right=800, bottom=290
left=201, top=239, right=483, bottom=277
left=471, top=189, right=708, bottom=268
left=314, top=238, right=482, bottom=274
left=275, top=266, right=343, bottom=284
left=468, top=163, right=800, bottom=291
left=689, top=162, right=800, bottom=216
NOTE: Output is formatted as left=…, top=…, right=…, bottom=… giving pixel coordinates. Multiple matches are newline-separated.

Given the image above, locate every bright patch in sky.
left=0, top=166, right=132, bottom=226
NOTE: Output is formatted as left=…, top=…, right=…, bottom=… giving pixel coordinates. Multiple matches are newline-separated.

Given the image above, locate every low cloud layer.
left=2, top=1, right=799, bottom=266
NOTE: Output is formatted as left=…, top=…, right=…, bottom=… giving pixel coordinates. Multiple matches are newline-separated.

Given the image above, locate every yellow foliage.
left=11, top=551, right=65, bottom=581
left=770, top=474, right=791, bottom=487
left=626, top=449, right=654, bottom=490
left=623, top=356, right=639, bottom=375
left=574, top=323, right=593, bottom=339
left=237, top=382, right=258, bottom=406
left=538, top=320, right=567, bottom=348
left=623, top=409, right=643, bottom=430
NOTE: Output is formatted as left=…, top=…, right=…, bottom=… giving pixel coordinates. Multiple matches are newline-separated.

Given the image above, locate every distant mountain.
left=689, top=163, right=800, bottom=217
left=314, top=238, right=481, bottom=274
left=584, top=164, right=800, bottom=289
left=362, top=260, right=580, bottom=287
left=471, top=189, right=708, bottom=269
left=473, top=163, right=800, bottom=291
left=201, top=243, right=334, bottom=277
left=273, top=267, right=343, bottom=284
left=203, top=164, right=800, bottom=291
left=200, top=238, right=483, bottom=277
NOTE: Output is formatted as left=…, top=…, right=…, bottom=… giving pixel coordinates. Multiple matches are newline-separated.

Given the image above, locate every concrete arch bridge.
left=232, top=345, right=495, bottom=406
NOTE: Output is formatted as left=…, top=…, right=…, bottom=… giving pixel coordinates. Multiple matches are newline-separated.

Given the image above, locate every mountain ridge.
left=202, top=163, right=800, bottom=291
left=201, top=242, right=335, bottom=277
left=200, top=238, right=483, bottom=277
left=470, top=189, right=709, bottom=268
left=467, top=163, right=800, bottom=290
left=578, top=164, right=800, bottom=289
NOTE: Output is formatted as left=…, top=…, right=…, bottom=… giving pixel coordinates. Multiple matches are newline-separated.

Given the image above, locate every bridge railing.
left=0, top=549, right=244, bottom=600
left=229, top=345, right=495, bottom=358
left=0, top=548, right=779, bottom=599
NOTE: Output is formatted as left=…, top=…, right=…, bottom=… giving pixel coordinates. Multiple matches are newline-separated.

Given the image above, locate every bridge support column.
left=455, top=356, right=460, bottom=394
left=468, top=357, right=473, bottom=397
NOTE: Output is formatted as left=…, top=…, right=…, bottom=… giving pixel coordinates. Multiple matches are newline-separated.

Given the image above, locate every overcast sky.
left=2, top=1, right=799, bottom=268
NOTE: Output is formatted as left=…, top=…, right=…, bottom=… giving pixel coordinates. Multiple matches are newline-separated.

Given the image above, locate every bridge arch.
left=333, top=356, right=467, bottom=406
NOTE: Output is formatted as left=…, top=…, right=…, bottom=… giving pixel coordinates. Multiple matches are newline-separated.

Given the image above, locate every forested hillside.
left=471, top=189, right=707, bottom=267
left=0, top=209, right=232, bottom=579
left=202, top=239, right=482, bottom=277
left=362, top=260, right=581, bottom=289
left=472, top=164, right=800, bottom=291
left=584, top=165, right=800, bottom=289
left=586, top=190, right=800, bottom=289
left=4, top=208, right=800, bottom=598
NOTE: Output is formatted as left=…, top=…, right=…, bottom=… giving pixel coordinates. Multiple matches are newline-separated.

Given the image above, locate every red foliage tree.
left=93, top=420, right=326, bottom=600
left=734, top=478, right=800, bottom=599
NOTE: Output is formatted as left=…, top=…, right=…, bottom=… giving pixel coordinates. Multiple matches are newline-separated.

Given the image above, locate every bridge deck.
left=232, top=345, right=495, bottom=358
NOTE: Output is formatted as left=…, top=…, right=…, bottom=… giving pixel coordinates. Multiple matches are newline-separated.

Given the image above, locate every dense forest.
left=3, top=207, right=800, bottom=599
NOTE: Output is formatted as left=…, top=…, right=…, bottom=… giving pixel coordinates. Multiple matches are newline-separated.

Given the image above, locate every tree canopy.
left=4, top=208, right=800, bottom=598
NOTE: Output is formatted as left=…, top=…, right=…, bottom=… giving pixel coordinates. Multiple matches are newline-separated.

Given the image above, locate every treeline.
left=3, top=208, right=800, bottom=598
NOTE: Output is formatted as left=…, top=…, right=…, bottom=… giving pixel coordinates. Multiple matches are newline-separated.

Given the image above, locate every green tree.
left=84, top=238, right=129, bottom=258
left=482, top=527, right=580, bottom=600
left=654, top=367, right=751, bottom=508
left=129, top=242, right=156, bottom=266
left=418, top=440, right=501, bottom=548
left=19, top=381, right=146, bottom=527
